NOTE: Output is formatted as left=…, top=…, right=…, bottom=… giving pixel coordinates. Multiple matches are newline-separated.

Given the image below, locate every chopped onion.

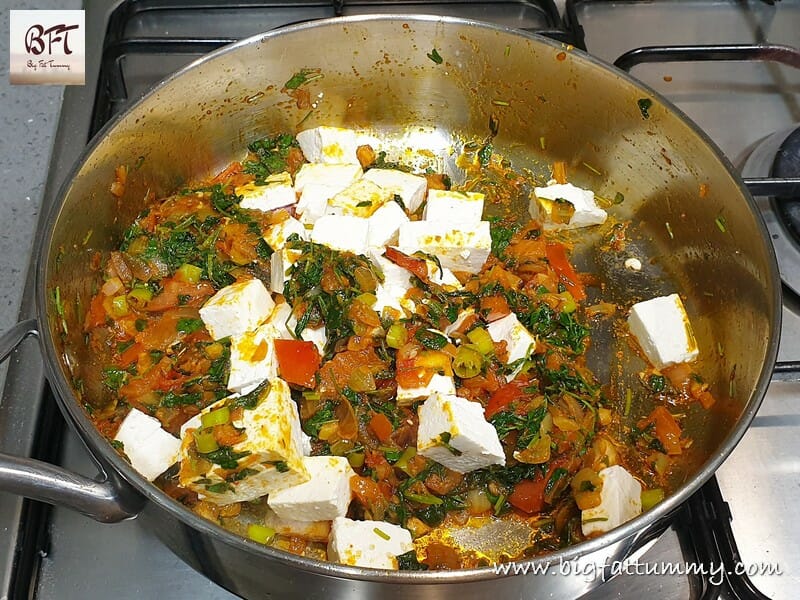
left=466, top=488, right=492, bottom=515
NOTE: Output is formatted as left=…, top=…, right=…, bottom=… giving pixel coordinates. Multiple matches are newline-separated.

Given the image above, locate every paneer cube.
left=362, top=168, right=427, bottom=213
left=396, top=373, right=456, bottom=406
left=327, top=179, right=392, bottom=218
left=179, top=378, right=309, bottom=504
left=270, top=247, right=303, bottom=295
left=236, top=172, right=296, bottom=212
left=228, top=321, right=279, bottom=394
left=311, top=215, right=369, bottom=255
left=263, top=216, right=308, bottom=251
left=398, top=221, right=491, bottom=274
left=417, top=393, right=505, bottom=473
left=487, top=313, right=537, bottom=364
left=423, top=189, right=485, bottom=224
left=268, top=456, right=355, bottom=522
left=531, top=182, right=607, bottom=229
left=296, top=126, right=359, bottom=165
left=328, top=517, right=414, bottom=570
left=367, top=200, right=409, bottom=248
left=263, top=508, right=331, bottom=542
left=293, top=163, right=362, bottom=194
left=627, top=294, right=699, bottom=368
left=296, top=183, right=347, bottom=225
left=369, top=249, right=413, bottom=317
left=114, top=408, right=180, bottom=481
left=581, top=465, right=642, bottom=536
left=200, top=278, right=274, bottom=340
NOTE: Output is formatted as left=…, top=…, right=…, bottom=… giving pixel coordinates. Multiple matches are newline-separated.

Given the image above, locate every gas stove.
left=1, top=1, right=798, bottom=598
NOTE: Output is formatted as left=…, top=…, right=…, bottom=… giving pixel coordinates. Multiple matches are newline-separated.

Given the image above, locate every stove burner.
left=744, top=125, right=800, bottom=297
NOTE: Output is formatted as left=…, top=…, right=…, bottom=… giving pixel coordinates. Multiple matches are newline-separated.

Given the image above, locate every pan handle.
left=0, top=319, right=145, bottom=523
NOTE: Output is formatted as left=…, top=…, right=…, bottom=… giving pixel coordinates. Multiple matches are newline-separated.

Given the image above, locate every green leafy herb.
left=135, top=318, right=147, bottom=332
left=283, top=68, right=322, bottom=90
left=638, top=98, right=653, bottom=119
left=102, top=367, right=127, bottom=391
left=304, top=400, right=336, bottom=437
left=427, top=48, right=443, bottom=64
left=227, top=467, right=259, bottom=482
left=490, top=220, right=520, bottom=261
left=647, top=374, right=667, bottom=393
left=478, top=143, right=493, bottom=167
left=229, top=380, right=269, bottom=410
left=613, top=192, right=625, bottom=204
left=397, top=550, right=428, bottom=571
left=414, top=328, right=448, bottom=350
left=243, top=134, right=300, bottom=183
left=489, top=403, right=548, bottom=449
left=202, top=446, right=250, bottom=470
left=205, top=482, right=234, bottom=494
left=437, top=431, right=462, bottom=456
left=161, top=391, right=201, bottom=408
left=272, top=461, right=290, bottom=473
left=176, top=317, right=204, bottom=334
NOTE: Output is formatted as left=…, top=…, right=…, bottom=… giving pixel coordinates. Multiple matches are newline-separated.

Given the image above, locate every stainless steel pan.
left=0, top=16, right=780, bottom=599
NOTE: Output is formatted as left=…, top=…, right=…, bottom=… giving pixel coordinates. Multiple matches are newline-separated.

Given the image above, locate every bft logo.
left=25, top=23, right=80, bottom=56
left=10, top=10, right=85, bottom=85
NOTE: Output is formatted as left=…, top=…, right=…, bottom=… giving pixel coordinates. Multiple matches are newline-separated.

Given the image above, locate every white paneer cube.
left=368, top=249, right=413, bottom=317
left=327, top=179, right=392, bottom=218
left=417, top=393, right=505, bottom=473
left=532, top=182, right=607, bottom=229
left=397, top=373, right=456, bottom=406
left=293, top=163, right=362, bottom=194
left=581, top=465, right=642, bottom=536
left=179, top=378, right=309, bottom=504
left=398, top=221, right=491, bottom=274
left=270, top=247, right=303, bottom=295
left=311, top=215, right=369, bottom=255
left=263, top=216, right=308, bottom=251
left=627, top=294, right=699, bottom=368
left=114, top=408, right=180, bottom=481
left=328, top=517, right=414, bottom=570
left=296, top=323, right=327, bottom=354
left=367, top=200, right=409, bottom=248
left=300, top=431, right=313, bottom=456
left=423, top=189, right=485, bottom=224
left=268, top=456, right=355, bottom=522
left=297, top=183, right=346, bottom=225
left=363, top=168, right=428, bottom=213
left=200, top=279, right=274, bottom=340
left=263, top=508, right=330, bottom=542
left=487, top=313, right=537, bottom=364
left=228, top=321, right=280, bottom=394
left=296, top=126, right=359, bottom=165
left=236, top=172, right=296, bottom=212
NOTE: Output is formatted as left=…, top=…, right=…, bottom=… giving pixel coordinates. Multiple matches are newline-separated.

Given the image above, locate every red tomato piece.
left=508, top=477, right=547, bottom=514
left=384, top=247, right=430, bottom=283
left=368, top=412, right=394, bottom=443
left=545, top=242, right=586, bottom=301
left=485, top=381, right=528, bottom=419
left=640, top=406, right=683, bottom=455
left=274, top=339, right=321, bottom=388
left=480, top=295, right=511, bottom=322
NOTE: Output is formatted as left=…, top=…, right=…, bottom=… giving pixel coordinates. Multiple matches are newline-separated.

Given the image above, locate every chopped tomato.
left=485, top=381, right=528, bottom=418
left=640, top=406, right=683, bottom=455
left=145, top=277, right=215, bottom=312
left=85, top=294, right=108, bottom=330
left=545, top=242, right=586, bottom=301
left=384, top=247, right=429, bottom=283
left=368, top=412, right=394, bottom=443
left=479, top=295, right=511, bottom=322
left=274, top=339, right=321, bottom=388
left=508, top=477, right=547, bottom=514
left=118, top=342, right=144, bottom=368
left=351, top=475, right=389, bottom=505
